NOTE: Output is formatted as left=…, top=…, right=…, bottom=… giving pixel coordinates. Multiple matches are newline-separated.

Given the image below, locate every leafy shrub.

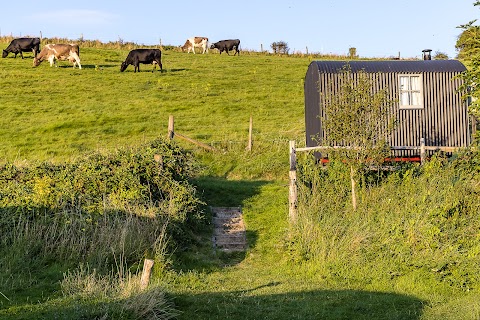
left=0, top=138, right=204, bottom=271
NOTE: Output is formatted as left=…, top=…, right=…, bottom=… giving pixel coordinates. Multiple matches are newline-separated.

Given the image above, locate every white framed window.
left=399, top=74, right=423, bottom=109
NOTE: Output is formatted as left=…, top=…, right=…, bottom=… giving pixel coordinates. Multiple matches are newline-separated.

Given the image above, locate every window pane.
left=410, top=76, right=421, bottom=90
left=411, top=91, right=421, bottom=105
left=400, top=92, right=410, bottom=106
left=400, top=76, right=409, bottom=90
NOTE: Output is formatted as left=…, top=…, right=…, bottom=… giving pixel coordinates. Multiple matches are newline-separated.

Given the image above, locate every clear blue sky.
left=1, top=0, right=477, bottom=59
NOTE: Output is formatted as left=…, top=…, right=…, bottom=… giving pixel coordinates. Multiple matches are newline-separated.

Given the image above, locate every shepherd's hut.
left=304, top=59, right=474, bottom=160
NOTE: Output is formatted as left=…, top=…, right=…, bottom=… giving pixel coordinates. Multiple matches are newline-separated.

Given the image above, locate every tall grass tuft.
left=61, top=260, right=178, bottom=319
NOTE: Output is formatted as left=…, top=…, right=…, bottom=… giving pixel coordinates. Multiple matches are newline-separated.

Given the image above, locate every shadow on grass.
left=193, top=176, right=269, bottom=207
left=80, top=64, right=118, bottom=69
left=173, top=288, right=425, bottom=320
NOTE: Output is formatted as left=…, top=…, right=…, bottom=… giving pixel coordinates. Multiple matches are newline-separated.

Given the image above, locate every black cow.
left=2, top=37, right=41, bottom=59
left=210, top=39, right=240, bottom=56
left=120, top=49, right=162, bottom=73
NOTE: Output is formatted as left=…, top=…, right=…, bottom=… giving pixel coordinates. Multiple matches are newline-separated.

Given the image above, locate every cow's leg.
left=72, top=53, right=82, bottom=69
left=48, top=55, right=56, bottom=67
left=20, top=51, right=24, bottom=59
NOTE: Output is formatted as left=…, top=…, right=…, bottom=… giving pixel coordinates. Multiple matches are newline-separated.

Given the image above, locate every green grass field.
left=1, top=40, right=480, bottom=320
left=0, top=45, right=306, bottom=171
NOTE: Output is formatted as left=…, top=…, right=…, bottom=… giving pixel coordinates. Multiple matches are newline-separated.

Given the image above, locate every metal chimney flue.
left=422, top=49, right=432, bottom=60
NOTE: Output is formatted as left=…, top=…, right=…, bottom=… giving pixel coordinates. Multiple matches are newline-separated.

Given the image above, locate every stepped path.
left=211, top=207, right=247, bottom=252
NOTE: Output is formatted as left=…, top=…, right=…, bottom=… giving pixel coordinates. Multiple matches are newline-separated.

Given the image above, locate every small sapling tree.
left=321, top=66, right=396, bottom=210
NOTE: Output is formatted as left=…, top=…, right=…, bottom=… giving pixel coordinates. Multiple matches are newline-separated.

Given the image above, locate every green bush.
left=0, top=138, right=204, bottom=271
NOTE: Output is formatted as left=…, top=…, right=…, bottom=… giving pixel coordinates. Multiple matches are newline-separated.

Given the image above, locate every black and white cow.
left=210, top=39, right=240, bottom=56
left=2, top=37, right=41, bottom=59
left=120, top=49, right=162, bottom=72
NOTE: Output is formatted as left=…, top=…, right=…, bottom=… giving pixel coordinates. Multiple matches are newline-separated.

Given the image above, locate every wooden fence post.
left=167, top=115, right=174, bottom=140
left=140, top=259, right=155, bottom=290
left=289, top=141, right=298, bottom=223
left=420, top=138, right=426, bottom=164
left=246, top=115, right=253, bottom=151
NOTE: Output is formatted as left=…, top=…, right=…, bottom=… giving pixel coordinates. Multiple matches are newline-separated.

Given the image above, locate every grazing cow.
left=2, top=37, right=41, bottom=59
left=210, top=39, right=240, bottom=56
left=120, top=49, right=162, bottom=73
left=181, top=37, right=209, bottom=54
left=33, top=44, right=81, bottom=69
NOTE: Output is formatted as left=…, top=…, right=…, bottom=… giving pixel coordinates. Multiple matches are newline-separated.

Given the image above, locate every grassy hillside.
left=0, top=42, right=310, bottom=180
left=1, top=40, right=480, bottom=320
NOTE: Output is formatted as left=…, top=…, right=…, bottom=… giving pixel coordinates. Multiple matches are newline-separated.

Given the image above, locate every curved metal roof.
left=310, top=60, right=467, bottom=73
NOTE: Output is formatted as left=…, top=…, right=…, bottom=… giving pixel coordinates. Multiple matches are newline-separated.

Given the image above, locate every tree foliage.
left=457, top=2, right=480, bottom=120
left=456, top=24, right=480, bottom=61
left=322, top=67, right=396, bottom=166
left=433, top=51, right=449, bottom=60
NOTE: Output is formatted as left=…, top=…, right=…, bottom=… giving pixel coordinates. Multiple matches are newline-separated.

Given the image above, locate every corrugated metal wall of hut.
left=306, top=69, right=470, bottom=158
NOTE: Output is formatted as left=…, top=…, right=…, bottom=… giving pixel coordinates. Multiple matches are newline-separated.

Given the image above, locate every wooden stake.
left=289, top=141, right=297, bottom=223
left=420, top=137, right=426, bottom=164
left=140, top=259, right=155, bottom=290
left=247, top=115, right=253, bottom=151
left=167, top=115, right=174, bottom=140
left=350, top=165, right=357, bottom=211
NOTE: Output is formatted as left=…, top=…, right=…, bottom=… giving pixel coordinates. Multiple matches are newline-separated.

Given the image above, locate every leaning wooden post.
left=289, top=141, right=298, bottom=223
left=420, top=137, right=426, bottom=165
left=140, top=259, right=155, bottom=290
left=167, top=115, right=174, bottom=140
left=246, top=115, right=253, bottom=151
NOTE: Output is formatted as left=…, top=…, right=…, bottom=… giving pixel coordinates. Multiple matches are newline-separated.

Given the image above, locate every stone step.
left=213, top=229, right=246, bottom=236
left=212, top=216, right=244, bottom=225
left=214, top=234, right=246, bottom=242
left=211, top=206, right=247, bottom=252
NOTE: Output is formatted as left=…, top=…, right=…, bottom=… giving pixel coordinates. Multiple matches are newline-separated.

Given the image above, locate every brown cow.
left=33, top=44, right=81, bottom=69
left=181, top=37, right=209, bottom=54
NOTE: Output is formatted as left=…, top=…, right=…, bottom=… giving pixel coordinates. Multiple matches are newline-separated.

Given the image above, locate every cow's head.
left=120, top=61, right=128, bottom=72
left=32, top=57, right=41, bottom=67
left=2, top=50, right=8, bottom=58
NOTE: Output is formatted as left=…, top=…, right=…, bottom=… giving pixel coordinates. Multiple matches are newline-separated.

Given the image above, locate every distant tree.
left=348, top=47, right=358, bottom=59
left=271, top=41, right=289, bottom=54
left=457, top=1, right=480, bottom=120
left=321, top=66, right=396, bottom=210
left=433, top=51, right=449, bottom=60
